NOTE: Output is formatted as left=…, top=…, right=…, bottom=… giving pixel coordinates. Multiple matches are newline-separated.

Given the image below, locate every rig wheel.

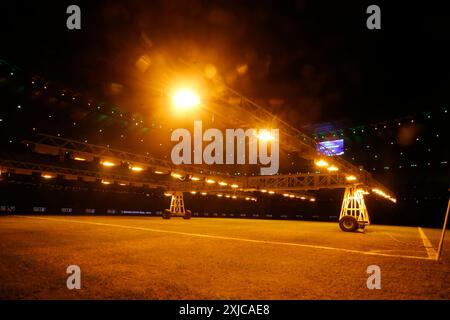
left=162, top=209, right=171, bottom=219
left=183, top=210, right=192, bottom=219
left=339, top=216, right=359, bottom=232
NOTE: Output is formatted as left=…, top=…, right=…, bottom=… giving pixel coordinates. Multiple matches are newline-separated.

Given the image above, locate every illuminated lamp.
left=171, top=88, right=200, bottom=110
left=130, top=166, right=144, bottom=172
left=257, top=129, right=273, bottom=141
left=315, top=159, right=329, bottom=167
left=101, top=161, right=116, bottom=167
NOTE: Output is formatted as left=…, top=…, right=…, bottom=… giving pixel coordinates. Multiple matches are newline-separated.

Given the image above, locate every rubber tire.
left=339, top=216, right=359, bottom=232
left=162, top=209, right=171, bottom=219
left=183, top=210, right=192, bottom=220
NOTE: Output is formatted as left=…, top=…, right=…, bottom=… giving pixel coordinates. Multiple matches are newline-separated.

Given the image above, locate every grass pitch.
left=0, top=215, right=449, bottom=299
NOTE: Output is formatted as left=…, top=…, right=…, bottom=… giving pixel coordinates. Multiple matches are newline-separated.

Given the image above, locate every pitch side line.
left=417, top=227, right=438, bottom=260
left=16, top=215, right=432, bottom=261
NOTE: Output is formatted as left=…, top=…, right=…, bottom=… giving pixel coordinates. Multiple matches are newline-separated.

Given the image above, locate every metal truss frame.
left=0, top=159, right=167, bottom=188
left=23, top=134, right=235, bottom=180
left=20, top=133, right=392, bottom=197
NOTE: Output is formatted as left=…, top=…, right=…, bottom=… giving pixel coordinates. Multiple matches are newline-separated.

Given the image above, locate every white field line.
left=417, top=227, right=438, bottom=260
left=14, top=215, right=433, bottom=261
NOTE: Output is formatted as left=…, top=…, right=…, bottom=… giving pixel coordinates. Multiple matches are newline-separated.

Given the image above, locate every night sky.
left=2, top=1, right=448, bottom=127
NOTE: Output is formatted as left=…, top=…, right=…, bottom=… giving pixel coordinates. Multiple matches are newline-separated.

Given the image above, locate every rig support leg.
left=339, top=187, right=369, bottom=232
left=163, top=192, right=191, bottom=219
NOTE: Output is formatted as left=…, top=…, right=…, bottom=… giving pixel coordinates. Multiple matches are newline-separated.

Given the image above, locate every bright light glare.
left=346, top=175, right=357, bottom=181
left=131, top=166, right=144, bottom=172
left=315, top=159, right=329, bottom=167
left=257, top=130, right=273, bottom=141
left=171, top=88, right=200, bottom=110
left=372, top=188, right=396, bottom=203
left=42, top=174, right=54, bottom=179
left=230, top=184, right=239, bottom=188
left=191, top=176, right=201, bottom=181
left=171, top=172, right=183, bottom=179
left=74, top=157, right=86, bottom=161
left=327, top=165, right=339, bottom=172
left=206, top=179, right=215, bottom=184
left=101, top=161, right=116, bottom=167
left=218, top=181, right=228, bottom=186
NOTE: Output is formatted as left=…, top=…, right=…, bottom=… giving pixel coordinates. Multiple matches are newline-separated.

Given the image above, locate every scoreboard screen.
left=317, top=139, right=344, bottom=156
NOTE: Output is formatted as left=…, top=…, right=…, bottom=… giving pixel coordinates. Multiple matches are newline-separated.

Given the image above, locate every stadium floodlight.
left=170, top=172, right=183, bottom=179
left=171, top=88, right=200, bottom=110
left=257, top=129, right=273, bottom=141
left=327, top=165, right=339, bottom=172
left=101, top=161, right=116, bottom=167
left=315, top=159, right=329, bottom=167
left=130, top=166, right=144, bottom=172
left=206, top=179, right=215, bottom=184
left=346, top=175, right=357, bottom=181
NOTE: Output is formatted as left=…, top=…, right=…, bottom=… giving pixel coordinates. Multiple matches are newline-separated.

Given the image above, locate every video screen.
left=318, top=139, right=344, bottom=156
